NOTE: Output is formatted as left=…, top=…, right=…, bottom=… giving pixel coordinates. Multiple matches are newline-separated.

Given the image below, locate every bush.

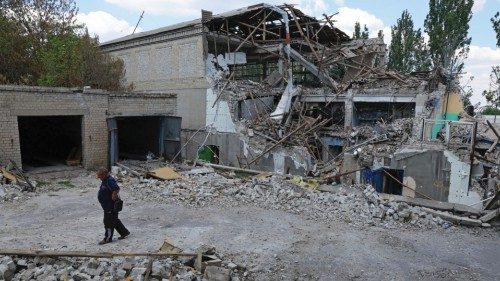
left=481, top=106, right=500, bottom=115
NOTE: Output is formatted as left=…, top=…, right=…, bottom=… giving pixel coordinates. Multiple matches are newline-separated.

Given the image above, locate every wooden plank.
left=147, top=167, right=182, bottom=180
left=245, top=117, right=318, bottom=167
left=234, top=12, right=273, bottom=52
left=285, top=4, right=320, bottom=62
left=12, top=163, right=35, bottom=191
left=1, top=168, right=18, bottom=183
left=116, top=163, right=143, bottom=177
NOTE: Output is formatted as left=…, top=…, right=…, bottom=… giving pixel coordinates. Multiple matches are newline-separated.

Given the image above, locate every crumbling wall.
left=181, top=131, right=313, bottom=175
left=391, top=148, right=450, bottom=201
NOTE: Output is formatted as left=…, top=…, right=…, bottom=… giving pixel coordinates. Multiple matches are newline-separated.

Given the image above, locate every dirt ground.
left=0, top=170, right=499, bottom=281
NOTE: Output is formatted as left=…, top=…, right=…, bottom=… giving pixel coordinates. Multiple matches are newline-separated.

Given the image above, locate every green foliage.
left=37, top=31, right=126, bottom=91
left=353, top=22, right=361, bottom=39
left=0, top=0, right=127, bottom=91
left=424, top=0, right=473, bottom=76
left=492, top=12, right=500, bottom=47
left=353, top=22, right=369, bottom=39
left=37, top=33, right=81, bottom=87
left=361, top=24, right=369, bottom=39
left=0, top=12, right=32, bottom=83
left=57, top=180, right=75, bottom=188
left=481, top=106, right=500, bottom=115
left=388, top=10, right=431, bottom=73
left=482, top=66, right=500, bottom=107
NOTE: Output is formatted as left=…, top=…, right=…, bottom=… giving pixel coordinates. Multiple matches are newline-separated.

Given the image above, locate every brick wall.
left=0, top=86, right=177, bottom=170
left=108, top=93, right=176, bottom=116
left=103, top=32, right=208, bottom=130
left=106, top=35, right=207, bottom=90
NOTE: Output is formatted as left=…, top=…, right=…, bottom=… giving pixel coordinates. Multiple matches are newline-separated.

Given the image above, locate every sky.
left=75, top=0, right=500, bottom=106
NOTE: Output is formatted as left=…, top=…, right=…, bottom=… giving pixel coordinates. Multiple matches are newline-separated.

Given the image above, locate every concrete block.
left=131, top=267, right=147, bottom=276
left=227, top=262, right=238, bottom=270
left=72, top=272, right=91, bottom=281
left=203, top=266, right=230, bottom=281
left=0, top=264, right=14, bottom=281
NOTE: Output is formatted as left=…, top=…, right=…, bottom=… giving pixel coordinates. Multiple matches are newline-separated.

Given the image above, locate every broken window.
left=353, top=102, right=415, bottom=126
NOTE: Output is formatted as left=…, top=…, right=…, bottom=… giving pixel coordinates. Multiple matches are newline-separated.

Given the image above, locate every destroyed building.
left=0, top=3, right=499, bottom=279
left=98, top=2, right=498, bottom=209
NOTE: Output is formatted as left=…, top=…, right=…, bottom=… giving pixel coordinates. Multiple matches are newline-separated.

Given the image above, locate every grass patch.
left=57, top=180, right=75, bottom=188
left=36, top=180, right=50, bottom=187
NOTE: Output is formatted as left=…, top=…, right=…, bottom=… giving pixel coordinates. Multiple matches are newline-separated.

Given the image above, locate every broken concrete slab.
left=204, top=266, right=230, bottom=281
left=379, top=194, right=482, bottom=216
left=479, top=208, right=499, bottom=223
left=420, top=207, right=482, bottom=227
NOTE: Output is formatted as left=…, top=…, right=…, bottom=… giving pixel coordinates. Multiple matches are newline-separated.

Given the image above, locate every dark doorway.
left=383, top=169, right=404, bottom=195
left=368, top=168, right=404, bottom=195
left=116, top=116, right=162, bottom=160
left=18, top=115, right=83, bottom=170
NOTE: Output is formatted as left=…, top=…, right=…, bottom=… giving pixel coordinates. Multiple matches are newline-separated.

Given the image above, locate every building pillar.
left=344, top=90, right=354, bottom=129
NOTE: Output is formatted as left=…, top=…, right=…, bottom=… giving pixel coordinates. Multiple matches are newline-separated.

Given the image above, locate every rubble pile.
left=0, top=254, right=239, bottom=281
left=119, top=168, right=454, bottom=230
left=0, top=183, right=28, bottom=202
left=225, top=80, right=279, bottom=100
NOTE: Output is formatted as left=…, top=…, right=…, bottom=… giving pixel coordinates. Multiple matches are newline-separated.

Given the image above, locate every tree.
left=481, top=13, right=500, bottom=110
left=0, top=0, right=127, bottom=91
left=482, top=66, right=500, bottom=108
left=388, top=10, right=430, bottom=73
left=492, top=12, right=500, bottom=47
left=353, top=22, right=361, bottom=39
left=361, top=24, right=369, bottom=39
left=353, top=22, right=369, bottom=39
left=37, top=33, right=81, bottom=87
left=0, top=0, right=79, bottom=81
left=424, top=0, right=473, bottom=76
left=1, top=0, right=78, bottom=42
left=37, top=31, right=126, bottom=91
left=0, top=11, right=32, bottom=83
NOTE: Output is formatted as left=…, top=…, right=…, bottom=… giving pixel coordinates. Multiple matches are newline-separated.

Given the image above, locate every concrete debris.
left=115, top=165, right=473, bottom=230
left=0, top=246, right=247, bottom=281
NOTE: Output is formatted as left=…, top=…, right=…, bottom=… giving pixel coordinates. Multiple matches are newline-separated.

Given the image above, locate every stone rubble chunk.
left=204, top=266, right=231, bottom=281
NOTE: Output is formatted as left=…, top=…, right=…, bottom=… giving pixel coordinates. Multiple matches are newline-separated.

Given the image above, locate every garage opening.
left=116, top=116, right=162, bottom=160
left=18, top=116, right=83, bottom=170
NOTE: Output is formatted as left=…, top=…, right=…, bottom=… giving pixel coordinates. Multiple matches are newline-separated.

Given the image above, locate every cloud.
left=296, top=0, right=327, bottom=18
left=104, top=0, right=330, bottom=18
left=76, top=11, right=140, bottom=42
left=334, top=0, right=346, bottom=6
left=333, top=7, right=390, bottom=41
left=472, top=0, right=486, bottom=13
left=462, top=45, right=500, bottom=105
